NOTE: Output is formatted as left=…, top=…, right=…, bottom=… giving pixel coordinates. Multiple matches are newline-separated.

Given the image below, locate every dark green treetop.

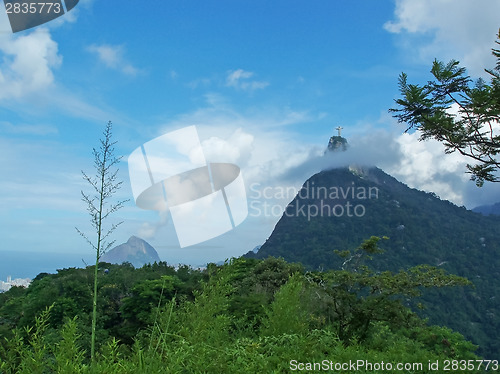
left=390, top=30, right=500, bottom=186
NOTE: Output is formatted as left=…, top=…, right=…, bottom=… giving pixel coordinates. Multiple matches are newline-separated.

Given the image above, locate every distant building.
left=0, top=276, right=31, bottom=292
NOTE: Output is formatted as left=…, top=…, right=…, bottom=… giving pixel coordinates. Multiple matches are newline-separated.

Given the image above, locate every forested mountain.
left=246, top=166, right=500, bottom=357
left=473, top=202, right=500, bottom=216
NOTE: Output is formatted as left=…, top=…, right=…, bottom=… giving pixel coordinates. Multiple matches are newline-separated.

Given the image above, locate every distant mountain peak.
left=327, top=135, right=348, bottom=152
left=101, top=236, right=161, bottom=268
left=473, top=201, right=500, bottom=216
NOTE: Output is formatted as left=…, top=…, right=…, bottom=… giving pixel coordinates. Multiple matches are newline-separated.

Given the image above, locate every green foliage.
left=334, top=235, right=387, bottom=271
left=121, top=275, right=180, bottom=325
left=390, top=30, right=500, bottom=186
left=262, top=273, right=308, bottom=336
left=0, top=305, right=53, bottom=374
left=0, top=261, right=206, bottom=358
left=52, top=317, right=85, bottom=374
left=302, top=238, right=472, bottom=346
left=175, top=271, right=233, bottom=347
left=0, top=244, right=483, bottom=372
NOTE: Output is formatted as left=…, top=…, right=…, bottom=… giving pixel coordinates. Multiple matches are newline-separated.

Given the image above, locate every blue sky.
left=1, top=0, right=499, bottom=271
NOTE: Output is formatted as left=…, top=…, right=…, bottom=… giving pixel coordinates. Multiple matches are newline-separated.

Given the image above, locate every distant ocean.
left=0, top=251, right=94, bottom=282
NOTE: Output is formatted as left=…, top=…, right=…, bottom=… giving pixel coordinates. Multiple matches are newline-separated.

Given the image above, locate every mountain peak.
left=101, top=236, right=161, bottom=268
left=246, top=165, right=500, bottom=357
left=327, top=135, right=348, bottom=152
left=127, top=236, right=145, bottom=246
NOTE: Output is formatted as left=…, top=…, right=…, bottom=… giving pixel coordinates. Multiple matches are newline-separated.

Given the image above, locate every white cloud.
left=201, top=128, right=254, bottom=166
left=385, top=132, right=470, bottom=204
left=0, top=25, right=62, bottom=100
left=268, top=115, right=488, bottom=209
left=87, top=44, right=139, bottom=76
left=137, top=210, right=170, bottom=240
left=160, top=107, right=314, bottom=187
left=153, top=101, right=482, bottom=208
left=331, top=128, right=492, bottom=208
left=124, top=102, right=316, bottom=248
left=385, top=0, right=500, bottom=76
left=46, top=88, right=121, bottom=121
left=121, top=102, right=500, bottom=263
left=0, top=121, right=58, bottom=135
left=226, top=69, right=253, bottom=85
left=0, top=7, right=124, bottom=121
left=226, top=69, right=269, bottom=91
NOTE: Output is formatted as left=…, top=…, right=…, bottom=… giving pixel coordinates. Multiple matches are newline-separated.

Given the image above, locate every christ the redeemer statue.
left=336, top=126, right=343, bottom=136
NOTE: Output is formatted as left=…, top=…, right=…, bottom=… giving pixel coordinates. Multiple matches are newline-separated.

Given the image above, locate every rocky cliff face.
left=327, top=135, right=348, bottom=152
left=101, top=236, right=161, bottom=268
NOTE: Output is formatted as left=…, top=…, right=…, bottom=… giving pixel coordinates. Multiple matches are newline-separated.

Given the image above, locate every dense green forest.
left=0, top=237, right=490, bottom=373
left=250, top=167, right=500, bottom=357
